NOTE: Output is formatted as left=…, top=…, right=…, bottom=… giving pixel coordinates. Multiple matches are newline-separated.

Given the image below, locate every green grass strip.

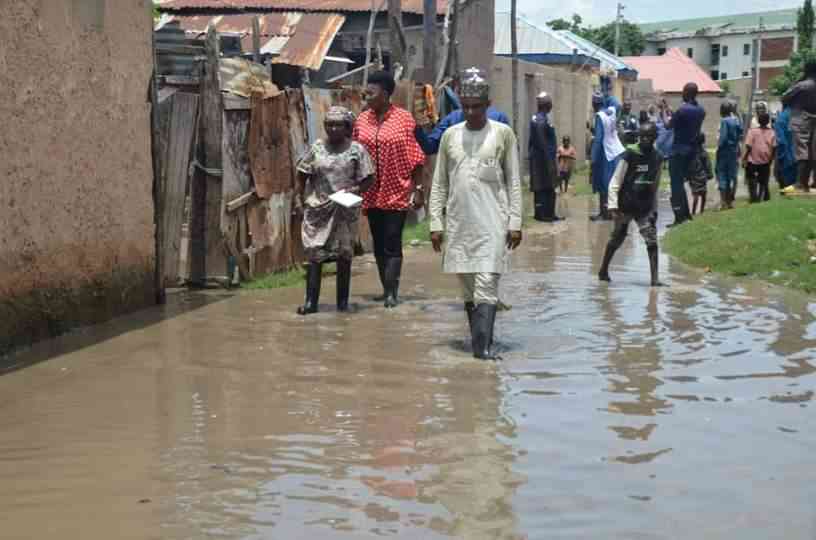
left=663, top=197, right=816, bottom=293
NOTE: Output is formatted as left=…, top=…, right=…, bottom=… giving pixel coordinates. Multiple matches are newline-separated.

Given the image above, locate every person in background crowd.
left=667, top=83, right=706, bottom=225
left=750, top=100, right=768, bottom=128
left=529, top=92, right=562, bottom=222
left=774, top=106, right=798, bottom=188
left=353, top=71, right=426, bottom=308
left=688, top=133, right=714, bottom=215
left=414, top=70, right=510, bottom=155
left=639, top=110, right=650, bottom=126
left=598, top=123, right=663, bottom=287
left=294, top=107, right=375, bottom=315
left=717, top=100, right=742, bottom=210
left=782, top=58, right=816, bottom=192
left=429, top=70, right=522, bottom=360
left=590, top=94, right=625, bottom=221
left=647, top=103, right=660, bottom=125
left=618, top=101, right=640, bottom=145
left=743, top=112, right=777, bottom=203
left=557, top=135, right=577, bottom=194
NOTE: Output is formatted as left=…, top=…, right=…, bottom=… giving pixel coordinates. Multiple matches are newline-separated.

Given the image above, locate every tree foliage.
left=545, top=14, right=646, bottom=56
left=798, top=0, right=815, bottom=51
left=769, top=47, right=816, bottom=96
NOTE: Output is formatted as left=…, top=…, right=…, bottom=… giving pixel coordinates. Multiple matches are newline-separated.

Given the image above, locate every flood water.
left=2, top=196, right=815, bottom=539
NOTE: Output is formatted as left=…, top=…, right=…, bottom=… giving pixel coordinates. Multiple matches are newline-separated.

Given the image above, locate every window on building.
left=742, top=71, right=749, bottom=77
left=711, top=70, right=720, bottom=80
left=744, top=43, right=751, bottom=55
left=687, top=47, right=694, bottom=58
left=721, top=72, right=728, bottom=80
left=723, top=45, right=729, bottom=57
left=657, top=47, right=666, bottom=55
left=711, top=44, right=720, bottom=65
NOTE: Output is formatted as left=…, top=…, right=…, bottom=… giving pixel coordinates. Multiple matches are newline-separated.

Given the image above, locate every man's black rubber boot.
left=336, top=258, right=352, bottom=311
left=383, top=257, right=402, bottom=308
left=472, top=304, right=498, bottom=360
left=297, top=263, right=322, bottom=315
left=648, top=245, right=663, bottom=287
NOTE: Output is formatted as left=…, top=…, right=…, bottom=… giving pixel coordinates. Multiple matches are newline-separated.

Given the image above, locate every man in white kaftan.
left=429, top=69, right=523, bottom=360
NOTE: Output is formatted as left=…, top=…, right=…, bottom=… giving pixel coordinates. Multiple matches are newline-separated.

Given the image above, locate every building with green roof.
left=637, top=8, right=803, bottom=94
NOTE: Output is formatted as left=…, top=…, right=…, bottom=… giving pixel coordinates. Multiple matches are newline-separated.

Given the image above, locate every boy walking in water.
left=557, top=136, right=577, bottom=193
left=742, top=112, right=777, bottom=203
left=598, top=123, right=664, bottom=287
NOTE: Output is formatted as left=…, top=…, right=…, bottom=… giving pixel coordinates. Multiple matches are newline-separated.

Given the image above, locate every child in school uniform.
left=742, top=112, right=777, bottom=203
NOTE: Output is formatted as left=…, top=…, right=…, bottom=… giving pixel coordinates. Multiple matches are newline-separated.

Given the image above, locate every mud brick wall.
left=491, top=56, right=592, bottom=169
left=0, top=0, right=156, bottom=354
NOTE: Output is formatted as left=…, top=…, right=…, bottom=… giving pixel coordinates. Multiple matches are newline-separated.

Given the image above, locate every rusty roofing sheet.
left=271, top=13, right=344, bottom=71
left=168, top=12, right=346, bottom=70
left=157, top=0, right=446, bottom=15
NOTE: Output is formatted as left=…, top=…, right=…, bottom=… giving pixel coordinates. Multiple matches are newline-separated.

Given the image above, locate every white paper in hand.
left=329, top=190, right=363, bottom=208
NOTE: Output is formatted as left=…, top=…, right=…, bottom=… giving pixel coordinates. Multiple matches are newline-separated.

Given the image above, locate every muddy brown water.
left=2, top=196, right=815, bottom=539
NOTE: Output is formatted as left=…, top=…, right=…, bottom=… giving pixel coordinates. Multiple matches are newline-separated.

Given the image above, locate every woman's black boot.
left=383, top=257, right=402, bottom=308
left=336, top=258, right=352, bottom=312
left=297, top=263, right=322, bottom=315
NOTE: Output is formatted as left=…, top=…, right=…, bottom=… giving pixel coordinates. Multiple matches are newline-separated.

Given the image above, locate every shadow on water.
left=0, top=291, right=232, bottom=377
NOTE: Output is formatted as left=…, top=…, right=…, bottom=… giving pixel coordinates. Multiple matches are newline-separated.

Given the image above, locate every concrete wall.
left=0, top=0, right=156, bottom=354
left=491, top=56, right=592, bottom=167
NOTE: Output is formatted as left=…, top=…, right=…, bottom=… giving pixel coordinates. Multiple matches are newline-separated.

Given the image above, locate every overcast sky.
left=494, top=0, right=804, bottom=26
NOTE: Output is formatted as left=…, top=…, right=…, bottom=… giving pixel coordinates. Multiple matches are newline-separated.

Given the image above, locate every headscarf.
left=326, top=105, right=355, bottom=130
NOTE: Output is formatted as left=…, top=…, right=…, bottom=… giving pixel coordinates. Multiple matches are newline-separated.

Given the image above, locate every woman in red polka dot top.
left=353, top=71, right=426, bottom=308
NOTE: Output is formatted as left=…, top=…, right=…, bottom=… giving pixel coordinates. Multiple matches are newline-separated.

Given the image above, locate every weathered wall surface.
left=0, top=0, right=155, bottom=354
left=491, top=56, right=592, bottom=167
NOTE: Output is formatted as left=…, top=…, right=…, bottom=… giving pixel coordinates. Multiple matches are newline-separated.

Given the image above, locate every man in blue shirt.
left=667, top=83, right=706, bottom=226
left=415, top=104, right=510, bottom=155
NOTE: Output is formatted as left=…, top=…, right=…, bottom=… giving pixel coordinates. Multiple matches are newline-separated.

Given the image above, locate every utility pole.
left=614, top=2, right=625, bottom=56
left=511, top=0, right=518, bottom=134
left=423, top=0, right=437, bottom=83
left=388, top=0, right=405, bottom=69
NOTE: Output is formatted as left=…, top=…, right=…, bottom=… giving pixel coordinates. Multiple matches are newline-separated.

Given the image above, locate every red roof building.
left=621, top=48, right=722, bottom=94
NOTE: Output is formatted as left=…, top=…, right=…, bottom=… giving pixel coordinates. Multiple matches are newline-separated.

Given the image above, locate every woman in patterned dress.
left=353, top=71, right=426, bottom=308
left=294, top=107, right=375, bottom=315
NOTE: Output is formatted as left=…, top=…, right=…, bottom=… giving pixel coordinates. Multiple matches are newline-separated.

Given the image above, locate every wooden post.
left=190, top=23, right=226, bottom=286
left=510, top=0, right=519, bottom=135
left=423, top=0, right=437, bottom=83
left=252, top=16, right=261, bottom=64
left=363, top=0, right=387, bottom=86
left=435, top=0, right=457, bottom=86
left=388, top=0, right=405, bottom=68
left=149, top=3, right=166, bottom=304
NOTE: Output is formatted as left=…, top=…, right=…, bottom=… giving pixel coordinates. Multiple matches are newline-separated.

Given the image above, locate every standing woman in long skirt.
left=294, top=107, right=375, bottom=315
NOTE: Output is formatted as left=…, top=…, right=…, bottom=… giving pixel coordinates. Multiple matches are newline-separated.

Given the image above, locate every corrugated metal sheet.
left=157, top=0, right=446, bottom=15
left=494, top=12, right=574, bottom=56
left=166, top=12, right=346, bottom=70
left=271, top=13, right=344, bottom=71
left=556, top=30, right=637, bottom=76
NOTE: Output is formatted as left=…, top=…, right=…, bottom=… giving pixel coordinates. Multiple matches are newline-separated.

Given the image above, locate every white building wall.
left=656, top=37, right=711, bottom=65
left=711, top=34, right=755, bottom=80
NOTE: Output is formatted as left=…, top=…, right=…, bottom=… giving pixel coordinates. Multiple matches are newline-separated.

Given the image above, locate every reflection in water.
left=1, top=197, right=816, bottom=539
